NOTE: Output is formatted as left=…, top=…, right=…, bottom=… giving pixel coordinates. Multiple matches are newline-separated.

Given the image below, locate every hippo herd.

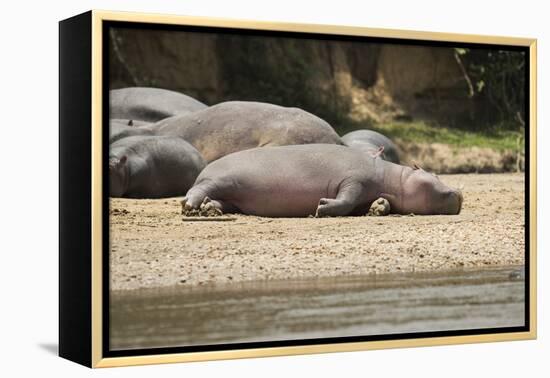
left=109, top=87, right=463, bottom=216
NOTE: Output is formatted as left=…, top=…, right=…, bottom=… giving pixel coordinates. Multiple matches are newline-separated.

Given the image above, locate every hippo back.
left=342, top=129, right=400, bottom=164
left=153, top=101, right=343, bottom=162
left=110, top=87, right=208, bottom=123
left=109, top=119, right=154, bottom=144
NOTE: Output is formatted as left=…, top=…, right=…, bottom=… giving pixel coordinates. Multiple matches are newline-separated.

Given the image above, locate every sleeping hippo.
left=109, top=119, right=154, bottom=144
left=182, top=144, right=462, bottom=217
left=341, top=129, right=400, bottom=163
left=109, top=135, right=206, bottom=198
left=110, top=87, right=208, bottom=123
left=150, top=101, right=343, bottom=162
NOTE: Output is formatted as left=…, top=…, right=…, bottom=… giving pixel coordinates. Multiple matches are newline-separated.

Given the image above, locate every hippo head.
left=109, top=155, right=128, bottom=197
left=398, top=166, right=463, bottom=215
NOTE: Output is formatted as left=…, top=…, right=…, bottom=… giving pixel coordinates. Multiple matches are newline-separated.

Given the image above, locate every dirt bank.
left=397, top=141, right=524, bottom=174
left=110, top=173, right=525, bottom=291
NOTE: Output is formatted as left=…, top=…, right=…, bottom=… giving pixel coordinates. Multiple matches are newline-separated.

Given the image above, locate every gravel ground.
left=110, top=173, right=525, bottom=291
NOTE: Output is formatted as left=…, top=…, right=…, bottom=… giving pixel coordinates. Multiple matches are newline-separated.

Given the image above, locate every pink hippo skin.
left=182, top=144, right=462, bottom=217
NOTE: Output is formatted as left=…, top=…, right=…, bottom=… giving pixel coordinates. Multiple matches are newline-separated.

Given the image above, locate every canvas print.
left=106, top=23, right=527, bottom=352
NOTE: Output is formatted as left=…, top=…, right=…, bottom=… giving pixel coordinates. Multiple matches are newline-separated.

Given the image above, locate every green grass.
left=364, top=122, right=524, bottom=151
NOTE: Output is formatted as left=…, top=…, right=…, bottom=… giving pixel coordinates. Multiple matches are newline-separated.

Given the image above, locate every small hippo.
left=110, top=87, right=208, bottom=123
left=341, top=129, right=400, bottom=163
left=109, top=136, right=206, bottom=198
left=151, top=101, right=343, bottom=162
left=182, top=144, right=462, bottom=217
left=109, top=119, right=154, bottom=144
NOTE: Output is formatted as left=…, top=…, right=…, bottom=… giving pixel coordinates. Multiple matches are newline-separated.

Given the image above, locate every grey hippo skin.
left=182, top=144, right=462, bottom=217
left=110, top=87, right=208, bottom=123
left=109, top=119, right=154, bottom=144
left=341, top=129, right=400, bottom=164
left=151, top=101, right=343, bottom=162
left=109, top=136, right=206, bottom=198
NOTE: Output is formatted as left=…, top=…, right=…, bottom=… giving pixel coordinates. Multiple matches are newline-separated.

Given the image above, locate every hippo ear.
left=119, top=155, right=127, bottom=166
left=412, top=162, right=422, bottom=170
left=371, top=146, right=385, bottom=159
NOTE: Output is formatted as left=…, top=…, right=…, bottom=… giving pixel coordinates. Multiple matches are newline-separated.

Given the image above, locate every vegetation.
left=454, top=48, right=526, bottom=131
left=371, top=121, right=524, bottom=151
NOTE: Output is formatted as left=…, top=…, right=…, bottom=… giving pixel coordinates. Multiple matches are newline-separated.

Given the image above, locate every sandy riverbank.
left=109, top=173, right=525, bottom=291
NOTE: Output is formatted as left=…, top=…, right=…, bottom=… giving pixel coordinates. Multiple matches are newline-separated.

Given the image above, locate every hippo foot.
left=315, top=198, right=332, bottom=218
left=199, top=197, right=223, bottom=216
left=181, top=196, right=223, bottom=217
left=315, top=198, right=354, bottom=217
left=368, top=197, right=390, bottom=216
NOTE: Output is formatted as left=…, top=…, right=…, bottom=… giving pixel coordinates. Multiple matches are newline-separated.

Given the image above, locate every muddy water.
left=110, top=266, right=525, bottom=350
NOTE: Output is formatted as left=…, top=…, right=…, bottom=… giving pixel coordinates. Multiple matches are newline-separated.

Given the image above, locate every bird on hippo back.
left=181, top=144, right=463, bottom=218
left=109, top=119, right=154, bottom=144
left=148, top=101, right=344, bottom=163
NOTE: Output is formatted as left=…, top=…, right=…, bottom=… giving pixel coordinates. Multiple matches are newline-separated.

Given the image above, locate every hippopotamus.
left=182, top=144, right=462, bottom=217
left=109, top=119, right=154, bottom=144
left=109, top=135, right=206, bottom=198
left=110, top=87, right=208, bottom=123
left=150, top=101, right=343, bottom=162
left=341, top=129, right=400, bottom=164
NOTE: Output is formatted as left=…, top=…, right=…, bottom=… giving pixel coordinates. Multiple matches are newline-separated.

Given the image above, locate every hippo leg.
left=181, top=190, right=207, bottom=211
left=315, top=182, right=364, bottom=217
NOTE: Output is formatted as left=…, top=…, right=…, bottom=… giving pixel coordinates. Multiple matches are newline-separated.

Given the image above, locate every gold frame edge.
left=89, top=9, right=537, bottom=368
left=95, top=332, right=535, bottom=368
left=93, top=9, right=536, bottom=46
left=528, top=40, right=537, bottom=338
